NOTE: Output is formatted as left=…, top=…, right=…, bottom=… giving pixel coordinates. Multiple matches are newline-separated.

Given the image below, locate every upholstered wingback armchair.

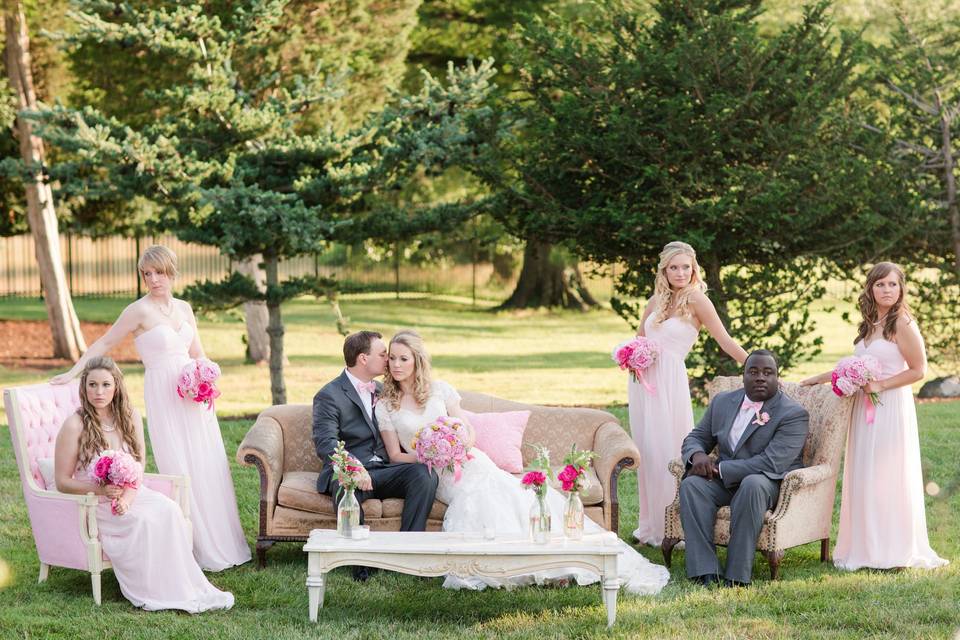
left=661, top=377, right=854, bottom=579
left=4, top=382, right=190, bottom=604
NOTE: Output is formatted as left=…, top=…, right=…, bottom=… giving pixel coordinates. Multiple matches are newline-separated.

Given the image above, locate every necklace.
left=101, top=421, right=116, bottom=432
left=152, top=297, right=174, bottom=317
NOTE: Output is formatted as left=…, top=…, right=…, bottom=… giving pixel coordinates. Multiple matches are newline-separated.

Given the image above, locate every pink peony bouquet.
left=88, top=449, right=142, bottom=515
left=176, top=358, right=222, bottom=410
left=612, top=336, right=660, bottom=394
left=558, top=444, right=596, bottom=494
left=831, top=355, right=883, bottom=424
left=412, top=415, right=474, bottom=483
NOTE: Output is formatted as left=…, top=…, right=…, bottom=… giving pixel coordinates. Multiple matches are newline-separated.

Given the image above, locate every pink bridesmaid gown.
left=629, top=314, right=698, bottom=545
left=77, top=454, right=234, bottom=611
left=135, top=323, right=251, bottom=570
left=833, top=336, right=948, bottom=570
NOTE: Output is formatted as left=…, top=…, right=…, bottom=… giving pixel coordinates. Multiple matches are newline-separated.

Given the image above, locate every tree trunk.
left=263, top=254, right=286, bottom=405
left=933, top=89, right=960, bottom=277
left=4, top=1, right=86, bottom=360
left=498, top=239, right=598, bottom=310
left=235, top=254, right=270, bottom=364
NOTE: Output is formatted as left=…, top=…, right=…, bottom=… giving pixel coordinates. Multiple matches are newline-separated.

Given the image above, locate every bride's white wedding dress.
left=375, top=380, right=670, bottom=594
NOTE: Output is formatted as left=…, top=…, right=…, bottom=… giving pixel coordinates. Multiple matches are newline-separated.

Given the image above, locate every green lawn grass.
left=0, top=295, right=957, bottom=639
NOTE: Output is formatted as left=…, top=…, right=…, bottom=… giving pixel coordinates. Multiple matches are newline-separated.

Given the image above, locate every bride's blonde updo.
left=652, top=241, right=708, bottom=324
left=381, top=330, right=433, bottom=411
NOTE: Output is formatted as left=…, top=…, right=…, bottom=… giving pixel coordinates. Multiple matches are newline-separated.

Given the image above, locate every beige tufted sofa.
left=238, top=390, right=640, bottom=566
left=661, top=377, right=854, bottom=579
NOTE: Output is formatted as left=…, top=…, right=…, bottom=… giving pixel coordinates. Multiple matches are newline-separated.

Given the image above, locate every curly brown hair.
left=855, top=262, right=912, bottom=345
left=76, top=357, right=142, bottom=467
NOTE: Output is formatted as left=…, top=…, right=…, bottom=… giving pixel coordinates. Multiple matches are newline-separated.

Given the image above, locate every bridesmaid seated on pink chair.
left=53, top=357, right=234, bottom=612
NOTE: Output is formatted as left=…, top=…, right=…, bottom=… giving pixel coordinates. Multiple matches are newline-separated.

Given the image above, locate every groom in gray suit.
left=312, top=331, right=438, bottom=579
left=679, top=349, right=808, bottom=586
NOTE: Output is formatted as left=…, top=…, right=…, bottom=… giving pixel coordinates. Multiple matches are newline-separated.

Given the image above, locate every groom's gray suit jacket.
left=681, top=388, right=809, bottom=489
left=312, top=371, right=388, bottom=494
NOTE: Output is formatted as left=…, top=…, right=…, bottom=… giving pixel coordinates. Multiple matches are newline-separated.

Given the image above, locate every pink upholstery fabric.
left=13, top=382, right=80, bottom=490
left=462, top=409, right=530, bottom=473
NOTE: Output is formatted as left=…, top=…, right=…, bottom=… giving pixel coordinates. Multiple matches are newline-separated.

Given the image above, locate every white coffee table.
left=303, top=529, right=622, bottom=627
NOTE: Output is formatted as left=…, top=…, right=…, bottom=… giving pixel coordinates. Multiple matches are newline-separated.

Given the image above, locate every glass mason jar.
left=563, top=491, right=584, bottom=540
left=529, top=492, right=551, bottom=544
left=337, top=486, right=360, bottom=537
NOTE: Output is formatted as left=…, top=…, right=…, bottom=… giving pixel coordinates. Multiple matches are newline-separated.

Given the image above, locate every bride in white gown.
left=374, top=331, right=670, bottom=594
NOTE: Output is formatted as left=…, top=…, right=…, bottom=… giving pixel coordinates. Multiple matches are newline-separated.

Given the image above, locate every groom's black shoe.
left=352, top=566, right=380, bottom=582
left=691, top=574, right=721, bottom=587
left=722, top=578, right=749, bottom=588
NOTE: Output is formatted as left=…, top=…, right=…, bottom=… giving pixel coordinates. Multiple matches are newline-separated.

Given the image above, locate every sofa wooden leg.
left=661, top=537, right=679, bottom=568
left=38, top=562, right=49, bottom=583
left=764, top=549, right=785, bottom=580
left=820, top=538, right=830, bottom=562
left=256, top=539, right=275, bottom=569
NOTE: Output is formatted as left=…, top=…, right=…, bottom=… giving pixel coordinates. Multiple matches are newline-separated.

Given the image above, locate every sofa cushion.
left=380, top=497, right=448, bottom=521
left=462, top=409, right=530, bottom=473
left=277, top=471, right=382, bottom=518
left=37, top=457, right=56, bottom=490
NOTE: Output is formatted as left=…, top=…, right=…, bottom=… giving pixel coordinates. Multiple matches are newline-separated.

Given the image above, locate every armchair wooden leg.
left=91, top=572, right=102, bottom=605
left=38, top=563, right=49, bottom=583
left=256, top=539, right=275, bottom=569
left=661, top=537, right=680, bottom=568
left=820, top=538, right=830, bottom=562
left=764, top=550, right=785, bottom=580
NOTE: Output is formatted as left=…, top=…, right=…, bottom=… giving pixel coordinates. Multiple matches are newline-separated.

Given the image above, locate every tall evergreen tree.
left=32, top=0, right=497, bottom=403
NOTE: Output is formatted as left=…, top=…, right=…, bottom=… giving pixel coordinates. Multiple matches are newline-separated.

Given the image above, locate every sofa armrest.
left=592, top=421, right=641, bottom=531
left=237, top=415, right=284, bottom=506
left=768, top=464, right=834, bottom=521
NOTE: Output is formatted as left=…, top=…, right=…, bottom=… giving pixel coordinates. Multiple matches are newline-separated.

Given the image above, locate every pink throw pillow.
left=462, top=409, right=531, bottom=473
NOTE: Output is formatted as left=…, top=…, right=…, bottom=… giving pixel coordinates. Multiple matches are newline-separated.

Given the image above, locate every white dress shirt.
left=718, top=405, right=760, bottom=479
left=344, top=369, right=374, bottom=421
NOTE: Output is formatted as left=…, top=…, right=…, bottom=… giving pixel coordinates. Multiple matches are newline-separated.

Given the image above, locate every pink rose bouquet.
left=612, top=336, right=660, bottom=394
left=176, top=358, right=222, bottom=410
left=88, top=449, right=142, bottom=515
left=521, top=444, right=554, bottom=498
left=831, top=355, right=883, bottom=424
left=412, top=415, right=474, bottom=483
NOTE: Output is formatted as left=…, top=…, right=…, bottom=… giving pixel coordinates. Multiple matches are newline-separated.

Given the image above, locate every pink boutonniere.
left=752, top=411, right=770, bottom=426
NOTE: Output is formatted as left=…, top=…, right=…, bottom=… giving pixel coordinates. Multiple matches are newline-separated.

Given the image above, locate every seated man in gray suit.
left=680, top=349, right=809, bottom=587
left=312, top=330, right=438, bottom=580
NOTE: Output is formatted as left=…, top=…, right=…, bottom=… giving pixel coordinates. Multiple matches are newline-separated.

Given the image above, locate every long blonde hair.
left=855, top=262, right=911, bottom=345
left=652, top=241, right=707, bottom=323
left=381, top=330, right=432, bottom=411
left=76, top=357, right=142, bottom=467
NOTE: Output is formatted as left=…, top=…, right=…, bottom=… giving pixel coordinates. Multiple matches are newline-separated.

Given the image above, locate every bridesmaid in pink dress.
left=630, top=241, right=747, bottom=545
left=52, top=245, right=251, bottom=570
left=802, top=262, right=947, bottom=570
left=53, top=357, right=233, bottom=611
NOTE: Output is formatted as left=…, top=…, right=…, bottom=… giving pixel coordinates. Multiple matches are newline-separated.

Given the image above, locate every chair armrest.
left=768, top=464, right=834, bottom=520
left=236, top=414, right=284, bottom=504
left=143, top=473, right=191, bottom=520
left=24, top=490, right=101, bottom=568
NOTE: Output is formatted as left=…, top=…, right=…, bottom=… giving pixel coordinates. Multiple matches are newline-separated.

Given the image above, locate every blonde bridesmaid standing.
left=802, top=262, right=947, bottom=570
left=629, top=241, right=747, bottom=545
left=52, top=245, right=251, bottom=571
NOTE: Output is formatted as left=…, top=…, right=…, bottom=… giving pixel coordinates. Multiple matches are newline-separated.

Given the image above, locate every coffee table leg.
left=602, top=556, right=619, bottom=628
left=307, top=572, right=325, bottom=622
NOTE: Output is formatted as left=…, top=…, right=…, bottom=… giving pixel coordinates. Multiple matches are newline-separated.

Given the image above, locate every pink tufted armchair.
left=4, top=382, right=190, bottom=604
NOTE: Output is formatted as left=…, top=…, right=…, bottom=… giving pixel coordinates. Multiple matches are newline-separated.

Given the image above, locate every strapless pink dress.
left=628, top=315, right=698, bottom=545
left=75, top=453, right=234, bottom=611
left=135, top=323, right=251, bottom=570
left=833, top=337, right=948, bottom=570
